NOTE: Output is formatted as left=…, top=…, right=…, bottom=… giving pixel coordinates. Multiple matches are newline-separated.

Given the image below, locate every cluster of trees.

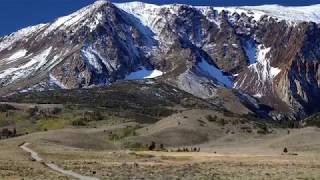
left=148, top=141, right=166, bottom=151
left=205, top=115, right=229, bottom=126
left=147, top=142, right=201, bottom=153
left=176, top=147, right=200, bottom=152
left=147, top=141, right=167, bottom=151
left=278, top=119, right=304, bottom=128
left=0, top=128, right=17, bottom=139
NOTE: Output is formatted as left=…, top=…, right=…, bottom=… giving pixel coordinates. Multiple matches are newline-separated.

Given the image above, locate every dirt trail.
left=20, top=142, right=99, bottom=180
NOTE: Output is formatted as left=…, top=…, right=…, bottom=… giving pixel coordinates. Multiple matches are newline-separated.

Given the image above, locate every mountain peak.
left=41, top=0, right=116, bottom=36
left=93, top=0, right=112, bottom=7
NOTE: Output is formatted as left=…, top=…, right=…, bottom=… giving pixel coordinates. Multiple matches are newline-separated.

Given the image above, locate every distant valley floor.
left=0, top=125, right=320, bottom=180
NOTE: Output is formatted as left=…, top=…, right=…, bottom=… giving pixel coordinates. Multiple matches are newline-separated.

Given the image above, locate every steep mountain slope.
left=0, top=0, right=320, bottom=120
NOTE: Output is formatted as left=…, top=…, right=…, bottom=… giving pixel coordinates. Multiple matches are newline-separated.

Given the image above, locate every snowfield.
left=7, top=49, right=28, bottom=62
left=125, top=67, right=164, bottom=80
left=197, top=58, right=233, bottom=88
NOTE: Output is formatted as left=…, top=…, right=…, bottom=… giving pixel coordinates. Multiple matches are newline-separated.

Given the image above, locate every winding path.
left=20, top=142, right=99, bottom=180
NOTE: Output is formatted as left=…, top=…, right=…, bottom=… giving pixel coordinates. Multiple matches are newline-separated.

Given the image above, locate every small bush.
left=0, top=104, right=15, bottom=112
left=241, top=126, right=253, bottom=133
left=1, top=128, right=14, bottom=138
left=160, top=144, right=164, bottom=150
left=51, top=107, right=62, bottom=115
left=256, top=123, right=270, bottom=134
left=94, top=111, right=104, bottom=121
left=206, top=115, right=217, bottom=122
left=27, top=106, right=39, bottom=117
left=149, top=141, right=156, bottom=151
left=72, top=118, right=87, bottom=126
left=239, top=119, right=247, bottom=124
left=218, top=118, right=228, bottom=126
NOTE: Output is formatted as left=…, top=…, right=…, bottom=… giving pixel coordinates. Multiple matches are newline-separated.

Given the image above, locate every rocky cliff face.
left=1, top=0, right=320, bottom=119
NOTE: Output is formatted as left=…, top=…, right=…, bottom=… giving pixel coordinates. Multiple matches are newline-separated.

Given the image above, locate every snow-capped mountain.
left=1, top=0, right=320, bottom=119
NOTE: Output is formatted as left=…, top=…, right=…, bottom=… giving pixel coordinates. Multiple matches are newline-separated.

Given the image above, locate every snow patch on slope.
left=270, top=67, right=281, bottom=77
left=81, top=45, right=117, bottom=73
left=253, top=93, right=263, bottom=98
left=0, top=47, right=52, bottom=84
left=88, top=12, right=104, bottom=32
left=7, top=49, right=28, bottom=62
left=197, top=58, right=233, bottom=88
left=49, top=74, right=68, bottom=89
left=248, top=45, right=282, bottom=82
left=246, top=45, right=281, bottom=88
left=125, top=67, right=163, bottom=80
left=234, top=45, right=282, bottom=97
left=115, top=2, right=159, bottom=25
left=115, top=2, right=163, bottom=38
left=115, top=1, right=186, bottom=42
left=81, top=46, right=103, bottom=72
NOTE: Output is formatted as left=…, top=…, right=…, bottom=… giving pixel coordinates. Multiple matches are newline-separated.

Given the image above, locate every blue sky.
left=0, top=0, right=319, bottom=36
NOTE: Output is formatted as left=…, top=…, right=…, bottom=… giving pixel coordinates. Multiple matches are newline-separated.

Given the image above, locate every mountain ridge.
left=115, top=1, right=320, bottom=24
left=0, top=0, right=320, bottom=120
left=2, top=1, right=320, bottom=39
